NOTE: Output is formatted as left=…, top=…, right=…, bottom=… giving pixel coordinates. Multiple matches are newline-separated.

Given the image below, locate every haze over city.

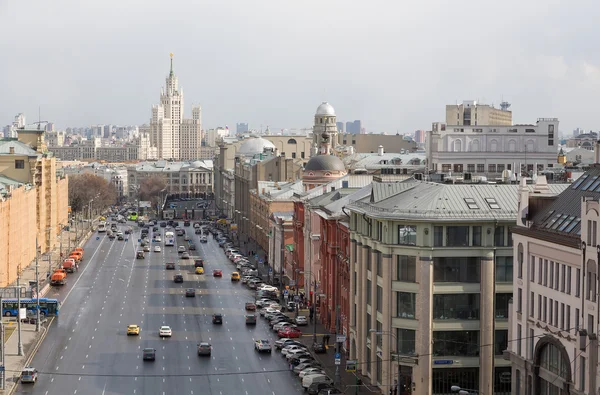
left=1, top=0, right=599, bottom=134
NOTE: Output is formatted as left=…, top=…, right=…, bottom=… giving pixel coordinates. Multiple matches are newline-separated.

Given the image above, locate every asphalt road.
left=14, top=223, right=306, bottom=395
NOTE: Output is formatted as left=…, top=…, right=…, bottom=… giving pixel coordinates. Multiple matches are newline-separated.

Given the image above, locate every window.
left=433, top=226, right=443, bottom=247
left=517, top=288, right=522, bottom=313
left=300, top=151, right=305, bottom=159
left=477, top=164, right=484, bottom=173
left=472, top=226, right=482, bottom=246
left=291, top=152, right=296, bottom=158
left=366, top=247, right=372, bottom=271
left=376, top=286, right=383, bottom=313
left=576, top=268, right=581, bottom=297
left=432, top=331, right=479, bottom=356
left=538, top=295, right=542, bottom=320
left=376, top=251, right=382, bottom=276
left=530, top=255, right=535, bottom=282
left=485, top=198, right=501, bottom=209
left=544, top=260, right=548, bottom=286
left=376, top=321, right=383, bottom=347
left=464, top=198, right=479, bottom=209
left=538, top=258, right=543, bottom=284
left=396, top=329, right=416, bottom=355
left=567, top=267, right=572, bottom=294
left=549, top=298, right=553, bottom=325
left=575, top=308, right=580, bottom=333
left=561, top=264, right=566, bottom=292
left=496, top=293, right=511, bottom=318
left=543, top=296, right=547, bottom=322
left=433, top=257, right=480, bottom=282
left=366, top=279, right=371, bottom=305
left=433, top=294, right=480, bottom=320
left=397, top=255, right=416, bottom=282
left=580, top=356, right=586, bottom=391
left=377, top=222, right=383, bottom=242
left=494, top=226, right=505, bottom=246
left=446, top=226, right=469, bottom=247
left=517, top=325, right=522, bottom=356
left=495, top=330, right=508, bottom=355
left=530, top=292, right=535, bottom=317
left=488, top=164, right=497, bottom=173
left=517, top=244, right=523, bottom=279
left=566, top=305, right=571, bottom=332
left=549, top=261, right=554, bottom=288
left=555, top=263, right=560, bottom=290
left=14, top=160, right=24, bottom=169
left=396, top=292, right=416, bottom=318
left=587, top=270, right=597, bottom=301
left=495, top=256, right=513, bottom=282
left=467, top=164, right=475, bottom=173
left=398, top=225, right=416, bottom=245
left=529, top=328, right=535, bottom=359
left=561, top=303, right=565, bottom=330
left=554, top=300, right=559, bottom=327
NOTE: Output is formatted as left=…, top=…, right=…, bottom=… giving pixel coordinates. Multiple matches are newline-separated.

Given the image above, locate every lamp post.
left=370, top=329, right=400, bottom=395
left=451, top=385, right=479, bottom=395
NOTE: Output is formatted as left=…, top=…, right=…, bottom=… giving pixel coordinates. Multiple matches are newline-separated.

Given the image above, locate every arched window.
left=471, top=139, right=480, bottom=152
left=526, top=139, right=535, bottom=152
left=490, top=139, right=498, bottom=152
left=453, top=139, right=462, bottom=152
left=508, top=139, right=517, bottom=152
left=534, top=337, right=572, bottom=394
left=287, top=139, right=297, bottom=144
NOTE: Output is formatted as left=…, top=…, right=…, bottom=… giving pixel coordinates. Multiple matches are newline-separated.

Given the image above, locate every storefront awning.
left=285, top=244, right=294, bottom=252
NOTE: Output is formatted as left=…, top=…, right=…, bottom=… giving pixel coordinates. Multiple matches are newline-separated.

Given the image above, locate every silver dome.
left=304, top=155, right=345, bottom=172
left=237, top=137, right=276, bottom=156
left=315, top=102, right=335, bottom=116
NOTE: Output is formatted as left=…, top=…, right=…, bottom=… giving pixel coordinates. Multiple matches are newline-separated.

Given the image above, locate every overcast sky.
left=1, top=0, right=599, bottom=135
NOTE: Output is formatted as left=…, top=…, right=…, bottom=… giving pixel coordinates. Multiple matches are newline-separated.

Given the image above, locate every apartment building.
left=127, top=160, right=213, bottom=198
left=347, top=179, right=567, bottom=394
left=509, top=164, right=600, bottom=394
left=446, top=100, right=513, bottom=126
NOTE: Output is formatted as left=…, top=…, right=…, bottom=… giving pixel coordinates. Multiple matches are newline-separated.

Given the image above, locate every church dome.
left=315, top=102, right=336, bottom=116
left=304, top=155, right=345, bottom=172
left=237, top=137, right=276, bottom=156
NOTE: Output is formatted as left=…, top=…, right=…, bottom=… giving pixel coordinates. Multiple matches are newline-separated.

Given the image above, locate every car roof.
left=128, top=324, right=138, bottom=327
left=160, top=326, right=170, bottom=329
left=199, top=342, right=210, bottom=346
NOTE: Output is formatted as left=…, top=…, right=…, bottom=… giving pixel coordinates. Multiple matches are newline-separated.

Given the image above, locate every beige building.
left=508, top=164, right=600, bottom=395
left=127, top=160, right=213, bottom=198
left=446, top=100, right=512, bottom=126
left=338, top=133, right=417, bottom=154
left=347, top=178, right=567, bottom=394
left=0, top=129, right=69, bottom=287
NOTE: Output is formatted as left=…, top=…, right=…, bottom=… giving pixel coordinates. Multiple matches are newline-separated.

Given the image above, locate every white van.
left=302, top=374, right=332, bottom=389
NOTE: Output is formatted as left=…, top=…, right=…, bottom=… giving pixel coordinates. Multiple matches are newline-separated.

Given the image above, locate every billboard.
left=139, top=201, right=152, bottom=208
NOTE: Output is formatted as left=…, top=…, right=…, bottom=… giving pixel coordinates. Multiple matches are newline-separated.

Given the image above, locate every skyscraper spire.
left=169, top=53, right=174, bottom=76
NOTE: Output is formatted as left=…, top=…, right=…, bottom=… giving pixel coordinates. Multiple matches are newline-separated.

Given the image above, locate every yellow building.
left=0, top=129, right=68, bottom=287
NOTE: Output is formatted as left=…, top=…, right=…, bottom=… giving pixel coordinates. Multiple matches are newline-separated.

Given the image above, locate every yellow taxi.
left=127, top=324, right=140, bottom=336
left=195, top=267, right=204, bottom=275
left=231, top=272, right=241, bottom=281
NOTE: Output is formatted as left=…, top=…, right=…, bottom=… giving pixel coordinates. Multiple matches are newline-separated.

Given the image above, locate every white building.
left=427, top=118, right=559, bottom=177
left=149, top=55, right=202, bottom=161
left=509, top=163, right=600, bottom=395
left=127, top=160, right=213, bottom=198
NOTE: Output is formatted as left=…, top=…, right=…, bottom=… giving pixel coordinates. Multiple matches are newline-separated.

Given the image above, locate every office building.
left=446, top=100, right=512, bottom=126
left=236, top=123, right=249, bottom=134
left=414, top=130, right=425, bottom=144
left=347, top=178, right=567, bottom=394
left=509, top=162, right=600, bottom=394
left=149, top=54, right=203, bottom=160
left=346, top=120, right=363, bottom=134
left=336, top=121, right=344, bottom=133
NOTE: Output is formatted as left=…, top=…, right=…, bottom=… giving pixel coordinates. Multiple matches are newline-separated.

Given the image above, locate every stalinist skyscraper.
left=149, top=54, right=202, bottom=160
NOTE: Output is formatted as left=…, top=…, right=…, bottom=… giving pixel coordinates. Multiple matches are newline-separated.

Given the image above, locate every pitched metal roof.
left=349, top=179, right=569, bottom=222
left=0, top=140, right=38, bottom=156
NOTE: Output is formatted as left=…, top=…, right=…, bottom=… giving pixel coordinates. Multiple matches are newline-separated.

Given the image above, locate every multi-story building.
left=62, top=163, right=128, bottom=200
left=446, top=100, right=512, bottom=126
left=0, top=128, right=69, bottom=286
left=427, top=118, right=559, bottom=177
left=268, top=211, right=294, bottom=287
left=508, top=162, right=600, bottom=395
left=347, top=178, right=568, bottom=394
left=339, top=133, right=417, bottom=154
left=566, top=131, right=598, bottom=150
left=127, top=160, right=213, bottom=198
left=336, top=121, right=344, bottom=133
left=414, top=130, right=425, bottom=145
left=45, top=131, right=65, bottom=147
left=342, top=147, right=425, bottom=175
left=236, top=123, right=249, bottom=135
left=346, top=120, right=363, bottom=134
left=149, top=55, right=202, bottom=160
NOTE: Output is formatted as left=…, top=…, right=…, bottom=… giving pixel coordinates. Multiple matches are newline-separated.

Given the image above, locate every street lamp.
left=370, top=329, right=401, bottom=395
left=451, top=385, right=478, bottom=395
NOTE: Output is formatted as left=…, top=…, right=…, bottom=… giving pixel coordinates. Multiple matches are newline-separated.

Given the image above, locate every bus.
left=165, top=231, right=175, bottom=246
left=128, top=211, right=138, bottom=221
left=2, top=298, right=60, bottom=317
left=97, top=221, right=107, bottom=232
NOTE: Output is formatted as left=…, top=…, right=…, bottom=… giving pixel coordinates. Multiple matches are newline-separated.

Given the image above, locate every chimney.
left=377, top=145, right=384, bottom=156
left=9, top=146, right=14, bottom=154
left=347, top=146, right=354, bottom=155
left=595, top=140, right=600, bottom=164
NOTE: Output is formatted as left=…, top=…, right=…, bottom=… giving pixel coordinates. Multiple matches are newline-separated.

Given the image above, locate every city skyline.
left=2, top=1, right=599, bottom=134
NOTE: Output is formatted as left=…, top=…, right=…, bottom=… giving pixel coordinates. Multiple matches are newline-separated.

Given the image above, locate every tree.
left=68, top=173, right=117, bottom=213
left=138, top=175, right=167, bottom=209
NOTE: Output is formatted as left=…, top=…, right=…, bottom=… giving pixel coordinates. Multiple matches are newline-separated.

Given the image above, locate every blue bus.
left=2, top=298, right=60, bottom=317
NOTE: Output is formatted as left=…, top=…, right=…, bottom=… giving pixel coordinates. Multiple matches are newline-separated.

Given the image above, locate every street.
left=14, top=223, right=306, bottom=395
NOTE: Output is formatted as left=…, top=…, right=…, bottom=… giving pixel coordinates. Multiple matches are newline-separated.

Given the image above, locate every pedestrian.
left=324, top=334, right=330, bottom=345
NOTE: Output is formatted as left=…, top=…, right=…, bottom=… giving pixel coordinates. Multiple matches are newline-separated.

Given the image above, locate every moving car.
left=254, top=339, right=272, bottom=353
left=189, top=243, right=196, bottom=251
left=245, top=314, right=257, bottom=325
left=200, top=236, right=208, bottom=243
left=166, top=262, right=175, bottom=270
left=213, top=269, right=222, bottom=277
left=178, top=246, right=186, bottom=253
left=136, top=251, right=145, bottom=259
left=312, top=342, right=327, bottom=354
left=20, top=367, right=38, bottom=384
left=195, top=267, right=204, bottom=274
left=154, top=235, right=162, bottom=242
left=231, top=272, right=240, bottom=281
left=159, top=326, right=172, bottom=337
left=212, top=314, right=223, bottom=324
left=185, top=288, right=196, bottom=297
left=194, top=259, right=204, bottom=268
left=197, top=342, right=212, bottom=356
left=182, top=252, right=190, bottom=259
left=143, top=245, right=150, bottom=252
left=154, top=245, right=162, bottom=252
left=174, top=274, right=184, bottom=283
left=127, top=324, right=140, bottom=335
left=295, top=316, right=308, bottom=326
left=245, top=302, right=256, bottom=311
left=143, top=348, right=156, bottom=361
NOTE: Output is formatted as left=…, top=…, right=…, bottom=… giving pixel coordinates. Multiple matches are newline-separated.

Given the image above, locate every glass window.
left=376, top=286, right=383, bottom=313
left=366, top=247, right=372, bottom=271
left=376, top=321, right=382, bottom=347
left=494, top=226, right=505, bottom=246
left=434, top=257, right=480, bottom=282
left=530, top=255, right=535, bottom=282
left=496, top=256, right=513, bottom=282
left=496, top=293, right=511, bottom=318
left=376, top=251, right=382, bottom=277
left=366, top=278, right=371, bottom=305
left=398, top=225, right=416, bottom=245
left=495, top=330, right=508, bottom=355
left=396, top=328, right=416, bottom=355
left=539, top=343, right=569, bottom=378
left=397, top=255, right=416, bottom=282
left=396, top=292, right=416, bottom=319
left=433, top=226, right=443, bottom=247
left=433, top=294, right=480, bottom=320
left=576, top=268, right=581, bottom=297
left=432, top=331, right=479, bottom=356
left=472, top=226, right=482, bottom=246
left=446, top=226, right=469, bottom=247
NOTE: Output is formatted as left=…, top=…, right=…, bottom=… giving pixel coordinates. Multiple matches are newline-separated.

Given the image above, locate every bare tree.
left=68, top=173, right=117, bottom=213
left=138, top=175, right=167, bottom=209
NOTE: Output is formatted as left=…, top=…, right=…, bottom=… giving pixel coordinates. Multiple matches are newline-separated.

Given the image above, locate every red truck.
left=62, top=258, right=77, bottom=273
left=50, top=269, right=67, bottom=286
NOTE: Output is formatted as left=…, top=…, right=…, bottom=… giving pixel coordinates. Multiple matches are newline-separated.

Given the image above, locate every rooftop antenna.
left=32, top=106, right=48, bottom=130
